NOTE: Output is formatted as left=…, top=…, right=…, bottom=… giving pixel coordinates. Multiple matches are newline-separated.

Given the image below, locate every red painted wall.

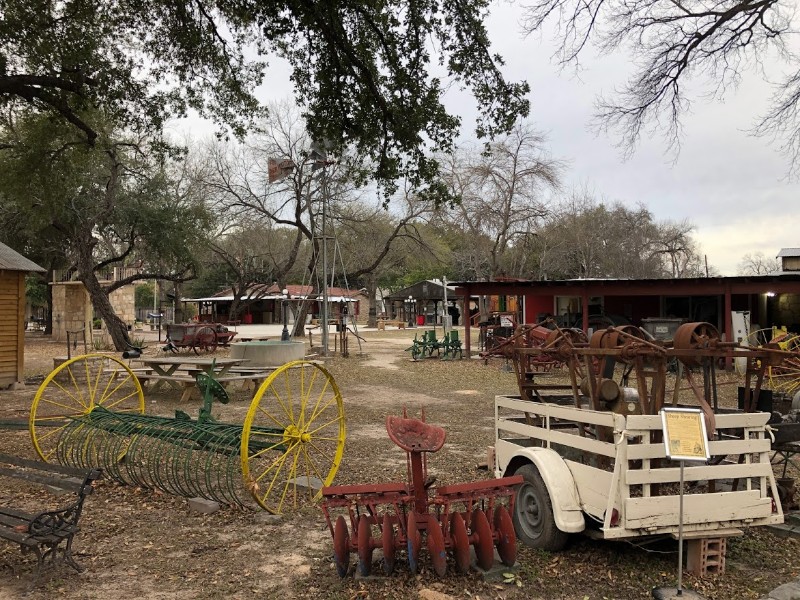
left=524, top=295, right=555, bottom=323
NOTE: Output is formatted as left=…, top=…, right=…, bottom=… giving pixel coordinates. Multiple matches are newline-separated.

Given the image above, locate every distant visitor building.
left=777, top=248, right=800, bottom=273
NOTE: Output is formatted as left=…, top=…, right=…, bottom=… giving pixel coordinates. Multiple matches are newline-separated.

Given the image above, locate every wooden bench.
left=377, top=320, right=406, bottom=330
left=0, top=453, right=101, bottom=583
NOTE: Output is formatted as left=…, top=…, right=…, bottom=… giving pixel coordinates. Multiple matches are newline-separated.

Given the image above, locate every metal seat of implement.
left=386, top=411, right=445, bottom=454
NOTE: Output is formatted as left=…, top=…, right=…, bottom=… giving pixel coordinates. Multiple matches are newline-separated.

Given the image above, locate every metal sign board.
left=660, top=407, right=710, bottom=462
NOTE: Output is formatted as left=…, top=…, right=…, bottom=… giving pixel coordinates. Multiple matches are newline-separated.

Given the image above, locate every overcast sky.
left=176, top=2, right=798, bottom=277
left=474, top=4, right=800, bottom=277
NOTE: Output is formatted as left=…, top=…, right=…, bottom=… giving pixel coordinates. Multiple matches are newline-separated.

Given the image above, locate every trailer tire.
left=512, top=464, right=569, bottom=551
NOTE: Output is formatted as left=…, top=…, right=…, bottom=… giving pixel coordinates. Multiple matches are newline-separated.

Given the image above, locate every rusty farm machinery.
left=321, top=409, right=521, bottom=577
left=27, top=354, right=345, bottom=514
left=509, top=321, right=796, bottom=423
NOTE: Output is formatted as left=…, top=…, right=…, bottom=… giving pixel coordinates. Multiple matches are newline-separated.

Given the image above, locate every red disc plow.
left=321, top=409, right=521, bottom=577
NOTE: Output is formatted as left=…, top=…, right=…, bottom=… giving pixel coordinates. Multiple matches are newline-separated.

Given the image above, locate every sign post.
left=652, top=407, right=710, bottom=600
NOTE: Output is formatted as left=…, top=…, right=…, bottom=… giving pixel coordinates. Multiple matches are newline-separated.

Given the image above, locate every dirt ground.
left=0, top=330, right=798, bottom=599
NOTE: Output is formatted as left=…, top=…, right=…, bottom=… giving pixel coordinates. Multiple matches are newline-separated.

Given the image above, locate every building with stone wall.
left=51, top=280, right=136, bottom=345
left=778, top=248, right=800, bottom=273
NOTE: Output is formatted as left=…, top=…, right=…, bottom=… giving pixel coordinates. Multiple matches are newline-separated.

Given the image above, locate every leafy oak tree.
left=1, top=0, right=529, bottom=200
left=0, top=111, right=212, bottom=349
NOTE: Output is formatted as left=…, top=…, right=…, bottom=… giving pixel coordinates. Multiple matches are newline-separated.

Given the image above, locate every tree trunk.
left=229, top=293, right=241, bottom=321
left=479, top=295, right=490, bottom=323
left=45, top=267, right=54, bottom=336
left=291, top=301, right=310, bottom=338
left=81, top=273, right=131, bottom=350
left=365, top=275, right=378, bottom=328
left=75, top=243, right=131, bottom=351
left=173, top=282, right=184, bottom=323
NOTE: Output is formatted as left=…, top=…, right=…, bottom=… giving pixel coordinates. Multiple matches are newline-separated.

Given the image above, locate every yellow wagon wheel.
left=240, top=360, right=346, bottom=514
left=30, top=354, right=145, bottom=462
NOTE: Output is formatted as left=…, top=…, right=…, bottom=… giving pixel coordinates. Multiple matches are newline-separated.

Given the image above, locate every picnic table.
left=377, top=318, right=406, bottom=330
left=133, top=357, right=252, bottom=401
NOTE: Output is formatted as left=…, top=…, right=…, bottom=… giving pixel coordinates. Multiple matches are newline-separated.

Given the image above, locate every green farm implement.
left=28, top=354, right=346, bottom=514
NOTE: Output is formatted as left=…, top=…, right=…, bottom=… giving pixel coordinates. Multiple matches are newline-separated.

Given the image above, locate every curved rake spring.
left=55, top=409, right=252, bottom=508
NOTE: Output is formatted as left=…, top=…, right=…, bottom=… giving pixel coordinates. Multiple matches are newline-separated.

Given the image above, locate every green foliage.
left=0, top=111, right=212, bottom=281
left=25, top=274, right=47, bottom=307
left=0, top=0, right=529, bottom=203
left=134, top=283, right=154, bottom=310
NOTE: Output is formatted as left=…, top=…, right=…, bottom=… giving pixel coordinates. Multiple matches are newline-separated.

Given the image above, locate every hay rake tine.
left=35, top=357, right=345, bottom=514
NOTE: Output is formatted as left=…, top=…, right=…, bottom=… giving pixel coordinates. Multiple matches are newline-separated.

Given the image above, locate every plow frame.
left=321, top=409, right=521, bottom=577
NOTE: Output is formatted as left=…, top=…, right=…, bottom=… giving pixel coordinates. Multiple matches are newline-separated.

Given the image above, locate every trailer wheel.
left=512, top=464, right=568, bottom=551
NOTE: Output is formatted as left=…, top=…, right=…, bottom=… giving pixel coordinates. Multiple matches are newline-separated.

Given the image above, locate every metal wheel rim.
left=30, top=354, right=145, bottom=462
left=426, top=513, right=447, bottom=576
left=240, top=360, right=346, bottom=514
left=382, top=514, right=396, bottom=575
left=517, top=482, right=544, bottom=539
left=357, top=514, right=373, bottom=576
left=494, top=505, right=517, bottom=566
left=471, top=509, right=494, bottom=571
left=193, top=326, right=217, bottom=354
left=407, top=512, right=421, bottom=574
left=333, top=515, right=350, bottom=577
left=450, top=512, right=470, bottom=574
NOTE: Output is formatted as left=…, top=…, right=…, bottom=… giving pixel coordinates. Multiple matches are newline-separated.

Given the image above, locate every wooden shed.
left=0, top=242, right=44, bottom=388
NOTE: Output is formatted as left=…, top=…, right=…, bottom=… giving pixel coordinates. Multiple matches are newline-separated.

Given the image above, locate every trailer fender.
left=506, top=448, right=585, bottom=533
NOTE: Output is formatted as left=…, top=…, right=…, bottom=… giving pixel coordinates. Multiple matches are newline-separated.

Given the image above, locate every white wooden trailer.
left=494, top=394, right=783, bottom=550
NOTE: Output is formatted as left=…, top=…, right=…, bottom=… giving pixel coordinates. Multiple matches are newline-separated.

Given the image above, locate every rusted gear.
left=673, top=322, right=720, bottom=367
left=450, top=512, right=470, bottom=574
left=494, top=505, right=517, bottom=566
left=546, top=328, right=588, bottom=360
left=382, top=514, right=395, bottom=575
left=472, top=509, right=495, bottom=571
left=426, top=513, right=447, bottom=576
left=333, top=515, right=350, bottom=577
left=589, top=327, right=615, bottom=349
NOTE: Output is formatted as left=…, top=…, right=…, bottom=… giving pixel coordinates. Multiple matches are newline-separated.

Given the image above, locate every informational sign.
left=660, top=407, right=710, bottom=462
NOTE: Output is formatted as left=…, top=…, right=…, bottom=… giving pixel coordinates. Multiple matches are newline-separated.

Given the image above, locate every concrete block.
left=254, top=513, right=282, bottom=525
left=188, top=497, right=220, bottom=514
left=471, top=547, right=519, bottom=582
left=230, top=341, right=306, bottom=367
left=286, top=476, right=323, bottom=493
left=764, top=581, right=800, bottom=600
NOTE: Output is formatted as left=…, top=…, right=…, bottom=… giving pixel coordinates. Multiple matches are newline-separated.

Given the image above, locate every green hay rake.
left=29, top=354, right=346, bottom=514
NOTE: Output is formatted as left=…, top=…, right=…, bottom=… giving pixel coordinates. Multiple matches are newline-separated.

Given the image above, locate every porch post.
left=463, top=284, right=472, bottom=356
left=724, top=282, right=733, bottom=371
left=581, top=287, right=590, bottom=333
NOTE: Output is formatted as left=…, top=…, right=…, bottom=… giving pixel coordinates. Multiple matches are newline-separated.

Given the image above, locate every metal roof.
left=777, top=248, right=800, bottom=258
left=0, top=242, right=45, bottom=272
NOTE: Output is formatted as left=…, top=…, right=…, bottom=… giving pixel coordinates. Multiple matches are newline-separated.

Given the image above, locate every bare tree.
left=521, top=0, right=800, bottom=164
left=738, top=251, right=780, bottom=275
left=437, top=123, right=563, bottom=279
left=532, top=188, right=707, bottom=279
left=202, top=102, right=437, bottom=329
left=331, top=185, right=436, bottom=327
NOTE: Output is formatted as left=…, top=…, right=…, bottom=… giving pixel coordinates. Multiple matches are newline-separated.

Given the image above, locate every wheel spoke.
left=242, top=360, right=344, bottom=513
left=31, top=355, right=144, bottom=463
